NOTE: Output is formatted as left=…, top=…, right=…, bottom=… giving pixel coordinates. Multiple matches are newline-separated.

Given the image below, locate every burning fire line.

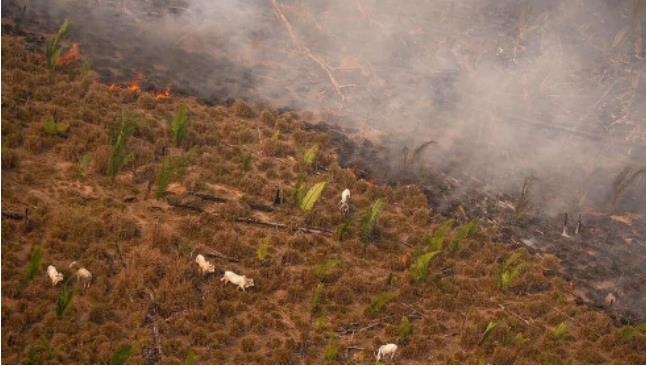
left=127, top=73, right=143, bottom=92
left=106, top=75, right=172, bottom=101
left=153, top=87, right=172, bottom=100
left=57, top=42, right=80, bottom=65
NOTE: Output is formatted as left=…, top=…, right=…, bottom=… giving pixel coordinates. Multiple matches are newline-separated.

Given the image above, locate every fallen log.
left=188, top=191, right=227, bottom=203
left=1, top=210, right=23, bottom=220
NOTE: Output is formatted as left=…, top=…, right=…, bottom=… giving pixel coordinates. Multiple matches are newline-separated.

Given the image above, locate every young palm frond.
left=170, top=105, right=189, bottom=146
left=108, top=113, right=138, bottom=179
left=498, top=251, right=526, bottom=290
left=410, top=250, right=441, bottom=281
left=335, top=219, right=353, bottom=242
left=310, top=283, right=325, bottom=315
left=45, top=20, right=70, bottom=69
left=478, top=320, right=500, bottom=345
left=110, top=344, right=133, bottom=365
left=303, top=145, right=319, bottom=167
left=366, top=291, right=398, bottom=315
left=423, top=218, right=454, bottom=251
left=55, top=282, right=74, bottom=318
left=360, top=198, right=385, bottom=243
left=399, top=316, right=412, bottom=344
left=300, top=181, right=328, bottom=212
left=26, top=246, right=43, bottom=281
left=257, top=238, right=270, bottom=264
left=449, top=219, right=479, bottom=252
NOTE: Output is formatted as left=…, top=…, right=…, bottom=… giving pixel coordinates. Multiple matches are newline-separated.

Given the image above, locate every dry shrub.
left=1, top=147, right=20, bottom=169
left=261, top=139, right=294, bottom=157
left=91, top=144, right=112, bottom=174
left=231, top=100, right=255, bottom=118
left=127, top=138, right=155, bottom=167
left=260, top=109, right=276, bottom=126
left=240, top=338, right=256, bottom=353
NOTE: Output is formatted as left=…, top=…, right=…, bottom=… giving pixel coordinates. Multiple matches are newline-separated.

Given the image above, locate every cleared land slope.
left=1, top=36, right=645, bottom=364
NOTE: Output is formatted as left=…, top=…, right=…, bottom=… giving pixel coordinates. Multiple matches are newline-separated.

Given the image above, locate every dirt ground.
left=2, top=34, right=646, bottom=364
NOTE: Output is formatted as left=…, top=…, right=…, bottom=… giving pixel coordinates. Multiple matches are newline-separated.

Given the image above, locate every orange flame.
left=58, top=43, right=80, bottom=65
left=128, top=73, right=143, bottom=92
left=153, top=87, right=172, bottom=100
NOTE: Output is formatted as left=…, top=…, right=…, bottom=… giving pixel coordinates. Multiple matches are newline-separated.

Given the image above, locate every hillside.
left=1, top=35, right=645, bottom=364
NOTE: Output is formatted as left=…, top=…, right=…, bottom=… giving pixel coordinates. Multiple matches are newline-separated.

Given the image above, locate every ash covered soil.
left=2, top=32, right=646, bottom=365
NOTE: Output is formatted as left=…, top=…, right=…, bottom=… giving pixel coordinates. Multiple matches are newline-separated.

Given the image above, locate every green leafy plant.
left=170, top=105, right=189, bottom=146
left=76, top=153, right=92, bottom=177
left=551, top=322, right=568, bottom=340
left=314, top=315, right=328, bottom=331
left=292, top=177, right=305, bottom=206
left=366, top=291, right=398, bottom=316
left=155, top=150, right=194, bottom=197
left=410, top=250, right=441, bottom=281
left=184, top=350, right=196, bottom=365
left=110, top=344, right=133, bottom=365
left=303, top=145, right=319, bottom=166
left=108, top=113, right=138, bottom=179
left=26, top=336, right=60, bottom=364
left=45, top=19, right=70, bottom=69
left=423, top=218, right=454, bottom=251
left=299, top=181, right=328, bottom=212
left=310, top=283, right=325, bottom=315
left=498, top=251, right=527, bottom=290
left=360, top=198, right=385, bottom=242
left=449, top=219, right=479, bottom=252
left=399, top=316, right=412, bottom=344
left=42, top=116, right=70, bottom=136
left=335, top=220, right=353, bottom=241
left=323, top=337, right=339, bottom=363
left=314, top=259, right=340, bottom=282
left=155, top=158, right=174, bottom=197
left=241, top=152, right=252, bottom=171
left=257, top=238, right=270, bottom=264
left=55, top=282, right=74, bottom=318
left=26, top=246, right=43, bottom=281
left=478, top=320, right=500, bottom=345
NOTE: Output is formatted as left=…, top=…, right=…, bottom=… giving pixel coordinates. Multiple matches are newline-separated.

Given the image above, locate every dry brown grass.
left=2, top=35, right=645, bottom=364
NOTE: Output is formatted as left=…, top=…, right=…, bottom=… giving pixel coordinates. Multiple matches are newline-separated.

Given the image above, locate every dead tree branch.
left=271, top=0, right=347, bottom=103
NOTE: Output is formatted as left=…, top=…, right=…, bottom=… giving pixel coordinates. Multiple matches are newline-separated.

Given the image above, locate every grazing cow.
left=220, top=270, right=254, bottom=291
left=376, top=343, right=398, bottom=362
left=69, top=261, right=92, bottom=288
left=47, top=265, right=64, bottom=286
left=338, top=188, right=351, bottom=215
left=75, top=268, right=92, bottom=288
left=195, top=254, right=215, bottom=275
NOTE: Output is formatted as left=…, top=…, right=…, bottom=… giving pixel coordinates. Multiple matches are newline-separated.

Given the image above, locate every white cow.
left=68, top=261, right=92, bottom=288
left=75, top=268, right=92, bottom=288
left=195, top=254, right=215, bottom=275
left=220, top=270, right=254, bottom=291
left=47, top=265, right=64, bottom=286
left=338, top=188, right=351, bottom=215
left=376, top=343, right=397, bottom=362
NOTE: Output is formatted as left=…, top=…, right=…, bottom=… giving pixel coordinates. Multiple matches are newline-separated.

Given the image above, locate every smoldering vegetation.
left=5, top=0, right=645, bottom=217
